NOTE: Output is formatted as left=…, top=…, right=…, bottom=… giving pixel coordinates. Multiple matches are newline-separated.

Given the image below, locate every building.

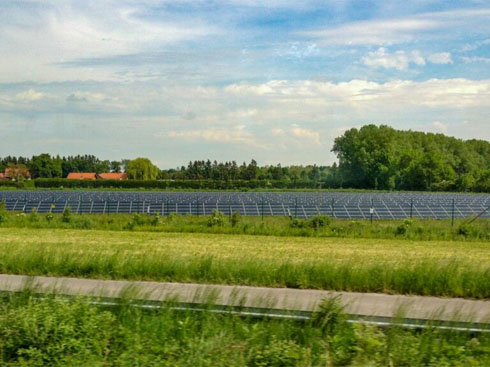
left=97, top=172, right=128, bottom=180
left=0, top=173, right=4, bottom=180
left=67, top=172, right=97, bottom=180
left=66, top=172, right=127, bottom=180
left=3, top=168, right=31, bottom=180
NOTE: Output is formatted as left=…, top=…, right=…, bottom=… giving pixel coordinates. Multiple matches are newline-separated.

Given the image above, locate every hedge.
left=0, top=181, right=24, bottom=188
left=33, top=179, right=322, bottom=190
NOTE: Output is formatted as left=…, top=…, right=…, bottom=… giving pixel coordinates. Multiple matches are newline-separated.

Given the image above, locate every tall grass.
left=1, top=208, right=490, bottom=241
left=1, top=228, right=489, bottom=298
left=0, top=293, right=488, bottom=366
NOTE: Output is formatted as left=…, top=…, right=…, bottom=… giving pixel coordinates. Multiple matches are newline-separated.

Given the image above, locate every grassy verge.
left=1, top=228, right=489, bottom=298
left=0, top=293, right=489, bottom=366
left=1, top=208, right=490, bottom=241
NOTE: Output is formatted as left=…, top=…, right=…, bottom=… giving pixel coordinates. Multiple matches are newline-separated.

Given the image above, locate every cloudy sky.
left=1, top=1, right=489, bottom=168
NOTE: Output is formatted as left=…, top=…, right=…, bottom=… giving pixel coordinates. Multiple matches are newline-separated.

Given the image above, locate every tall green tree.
left=29, top=154, right=62, bottom=178
left=126, top=158, right=160, bottom=180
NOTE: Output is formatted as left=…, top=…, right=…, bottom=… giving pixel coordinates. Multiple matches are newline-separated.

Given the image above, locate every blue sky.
left=0, top=1, right=489, bottom=168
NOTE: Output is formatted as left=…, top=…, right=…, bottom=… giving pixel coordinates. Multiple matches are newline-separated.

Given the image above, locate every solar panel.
left=0, top=190, right=489, bottom=219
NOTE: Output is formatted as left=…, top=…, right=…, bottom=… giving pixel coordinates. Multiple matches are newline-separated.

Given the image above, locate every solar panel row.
left=1, top=191, right=489, bottom=219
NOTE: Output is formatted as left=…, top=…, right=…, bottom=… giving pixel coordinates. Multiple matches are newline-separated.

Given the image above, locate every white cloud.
left=361, top=48, right=425, bottom=70
left=15, top=89, right=46, bottom=101
left=305, top=19, right=437, bottom=46
left=428, top=52, right=453, bottom=64
left=462, top=56, right=490, bottom=64
left=0, top=1, right=220, bottom=83
left=432, top=121, right=448, bottom=133
left=291, top=124, right=321, bottom=145
left=305, top=8, right=490, bottom=46
left=166, top=126, right=258, bottom=146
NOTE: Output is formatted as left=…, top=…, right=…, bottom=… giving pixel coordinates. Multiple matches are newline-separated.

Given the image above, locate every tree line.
left=332, top=125, right=490, bottom=192
left=1, top=125, right=489, bottom=192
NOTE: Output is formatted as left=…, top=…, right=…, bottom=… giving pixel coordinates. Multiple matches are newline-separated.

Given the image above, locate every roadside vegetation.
left=0, top=293, right=488, bottom=366
left=1, top=227, right=489, bottom=298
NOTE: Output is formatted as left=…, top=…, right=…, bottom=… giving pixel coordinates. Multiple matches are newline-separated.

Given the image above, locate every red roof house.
left=97, top=172, right=128, bottom=180
left=67, top=172, right=97, bottom=180
left=4, top=168, right=31, bottom=180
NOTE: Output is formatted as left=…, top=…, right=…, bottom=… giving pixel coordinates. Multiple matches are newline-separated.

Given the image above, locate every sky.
left=0, top=1, right=489, bottom=168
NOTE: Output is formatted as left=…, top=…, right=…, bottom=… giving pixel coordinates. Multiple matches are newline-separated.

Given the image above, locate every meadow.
left=0, top=293, right=489, bottom=367
left=1, top=228, right=489, bottom=298
left=1, top=205, right=490, bottom=241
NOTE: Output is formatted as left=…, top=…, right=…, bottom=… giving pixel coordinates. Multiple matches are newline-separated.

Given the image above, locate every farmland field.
left=1, top=228, right=489, bottom=298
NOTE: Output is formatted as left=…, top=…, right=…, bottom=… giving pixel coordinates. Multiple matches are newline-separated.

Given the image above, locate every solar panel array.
left=1, top=190, right=489, bottom=219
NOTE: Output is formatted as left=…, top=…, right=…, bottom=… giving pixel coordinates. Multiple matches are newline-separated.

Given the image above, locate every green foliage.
left=290, top=215, right=332, bottom=229
left=230, top=211, right=241, bottom=227
left=0, top=295, right=488, bottom=366
left=45, top=213, right=54, bottom=223
left=309, top=215, right=332, bottom=229
left=333, top=124, right=490, bottom=191
left=150, top=211, right=161, bottom=226
left=457, top=223, right=470, bottom=237
left=1, top=227, right=489, bottom=298
left=124, top=213, right=147, bottom=230
left=29, top=153, right=62, bottom=179
left=0, top=297, right=115, bottom=366
left=61, top=206, right=73, bottom=223
left=248, top=338, right=305, bottom=367
left=395, top=219, right=413, bottom=236
left=126, top=157, right=160, bottom=180
left=207, top=209, right=225, bottom=227
left=29, top=208, right=39, bottom=223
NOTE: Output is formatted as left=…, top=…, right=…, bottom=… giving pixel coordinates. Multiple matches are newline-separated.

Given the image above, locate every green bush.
left=290, top=218, right=306, bottom=228
left=308, top=215, right=332, bottom=229
left=230, top=211, right=241, bottom=227
left=45, top=213, right=54, bottom=223
left=457, top=223, right=470, bottom=237
left=150, top=211, right=161, bottom=226
left=0, top=201, right=6, bottom=224
left=395, top=219, right=412, bottom=236
left=207, top=209, right=225, bottom=227
left=62, top=206, right=73, bottom=223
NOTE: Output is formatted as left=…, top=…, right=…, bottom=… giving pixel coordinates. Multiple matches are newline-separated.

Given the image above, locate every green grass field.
left=2, top=208, right=490, bottom=241
left=1, top=228, right=489, bottom=298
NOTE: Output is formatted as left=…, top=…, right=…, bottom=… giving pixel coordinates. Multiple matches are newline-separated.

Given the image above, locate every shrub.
left=457, top=223, right=470, bottom=237
left=62, top=206, right=73, bottom=223
left=150, top=212, right=161, bottom=226
left=45, top=213, right=54, bottom=223
left=290, top=218, right=306, bottom=228
left=207, top=209, right=225, bottom=227
left=230, top=211, right=241, bottom=227
left=0, top=201, right=7, bottom=224
left=308, top=215, right=332, bottom=229
left=29, top=208, right=39, bottom=222
left=248, top=338, right=305, bottom=367
left=395, top=219, right=412, bottom=236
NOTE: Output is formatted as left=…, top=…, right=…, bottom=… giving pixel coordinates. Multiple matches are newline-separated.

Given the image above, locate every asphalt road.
left=0, top=274, right=488, bottom=323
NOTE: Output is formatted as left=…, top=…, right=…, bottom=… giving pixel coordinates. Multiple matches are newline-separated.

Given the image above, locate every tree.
left=126, top=158, right=160, bottom=180
left=110, top=161, right=121, bottom=173
left=29, top=154, right=62, bottom=178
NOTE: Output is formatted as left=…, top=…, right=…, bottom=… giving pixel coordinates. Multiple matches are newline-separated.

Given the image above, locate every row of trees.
left=0, top=155, right=333, bottom=185
left=159, top=160, right=332, bottom=183
left=1, top=125, right=489, bottom=191
left=0, top=155, right=123, bottom=179
left=332, top=125, right=490, bottom=191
